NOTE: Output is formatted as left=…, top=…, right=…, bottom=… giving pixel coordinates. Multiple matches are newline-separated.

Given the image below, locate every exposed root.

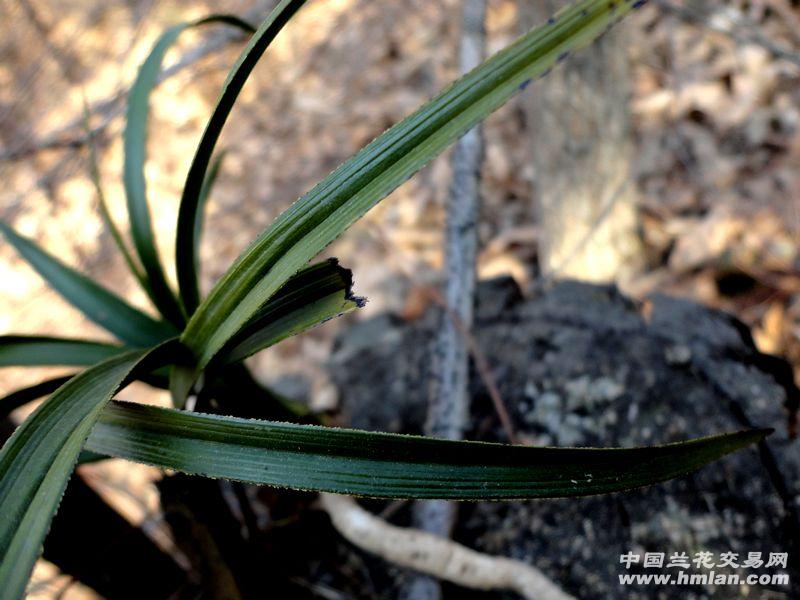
left=319, top=493, right=574, bottom=600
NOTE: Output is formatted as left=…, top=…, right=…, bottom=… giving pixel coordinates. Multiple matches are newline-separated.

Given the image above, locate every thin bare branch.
left=407, top=1, right=488, bottom=597
left=0, top=1, right=278, bottom=163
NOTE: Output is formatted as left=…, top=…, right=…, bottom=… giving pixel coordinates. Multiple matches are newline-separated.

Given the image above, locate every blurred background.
left=1, top=0, right=799, bottom=596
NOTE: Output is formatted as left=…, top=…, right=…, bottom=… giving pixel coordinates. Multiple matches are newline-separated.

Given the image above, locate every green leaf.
left=0, top=376, right=73, bottom=421
left=75, top=449, right=110, bottom=465
left=182, top=0, right=648, bottom=366
left=87, top=401, right=769, bottom=499
left=215, top=258, right=363, bottom=365
left=0, top=336, right=125, bottom=368
left=0, top=370, right=170, bottom=424
left=169, top=259, right=359, bottom=407
left=171, top=257, right=354, bottom=404
left=168, top=364, right=198, bottom=410
left=0, top=221, right=176, bottom=348
left=176, top=0, right=310, bottom=314
left=124, top=15, right=256, bottom=326
left=188, top=150, right=227, bottom=307
left=0, top=343, right=180, bottom=599
left=81, top=98, right=150, bottom=294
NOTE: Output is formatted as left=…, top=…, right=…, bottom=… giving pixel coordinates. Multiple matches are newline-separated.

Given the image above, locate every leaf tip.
left=327, top=257, right=367, bottom=309
left=755, top=427, right=775, bottom=440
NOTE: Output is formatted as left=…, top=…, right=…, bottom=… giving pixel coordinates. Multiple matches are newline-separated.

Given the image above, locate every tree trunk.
left=523, top=0, right=643, bottom=284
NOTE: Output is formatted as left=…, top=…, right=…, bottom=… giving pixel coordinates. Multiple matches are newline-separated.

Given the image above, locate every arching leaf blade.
left=124, top=15, right=256, bottom=326
left=183, top=0, right=649, bottom=366
left=0, top=222, right=176, bottom=347
left=81, top=98, right=150, bottom=294
left=0, top=370, right=170, bottom=423
left=0, top=343, right=179, bottom=599
left=187, top=150, right=227, bottom=309
left=215, top=259, right=363, bottom=365
left=87, top=401, right=769, bottom=499
left=0, top=336, right=125, bottom=368
left=176, top=0, right=309, bottom=314
left=0, top=376, right=74, bottom=421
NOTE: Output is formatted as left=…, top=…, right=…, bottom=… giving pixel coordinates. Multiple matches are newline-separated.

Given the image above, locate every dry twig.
left=405, top=1, right=489, bottom=597
left=0, top=0, right=278, bottom=163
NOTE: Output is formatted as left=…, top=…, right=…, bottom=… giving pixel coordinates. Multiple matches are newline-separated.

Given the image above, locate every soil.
left=324, top=277, right=800, bottom=599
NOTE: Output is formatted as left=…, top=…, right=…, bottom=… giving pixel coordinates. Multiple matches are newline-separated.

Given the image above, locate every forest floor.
left=0, top=0, right=798, bottom=597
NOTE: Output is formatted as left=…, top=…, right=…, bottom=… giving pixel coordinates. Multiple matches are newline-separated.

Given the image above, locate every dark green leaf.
left=82, top=99, right=150, bottom=293
left=87, top=401, right=769, bottom=499
left=215, top=258, right=363, bottom=365
left=176, top=0, right=309, bottom=314
left=0, top=336, right=124, bottom=368
left=0, top=371, right=170, bottom=423
left=0, top=343, right=180, bottom=599
left=124, top=15, right=256, bottom=325
left=76, top=450, right=109, bottom=465
left=168, top=364, right=197, bottom=409
left=0, top=376, right=73, bottom=421
left=169, top=260, right=361, bottom=405
left=0, top=222, right=176, bottom=347
left=189, top=150, right=227, bottom=306
left=182, top=0, right=648, bottom=366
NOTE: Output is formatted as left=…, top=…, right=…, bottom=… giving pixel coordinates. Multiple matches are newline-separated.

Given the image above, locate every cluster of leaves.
left=0, top=0, right=767, bottom=596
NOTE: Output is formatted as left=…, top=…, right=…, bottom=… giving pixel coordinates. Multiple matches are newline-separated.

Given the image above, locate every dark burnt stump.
left=328, top=278, right=800, bottom=599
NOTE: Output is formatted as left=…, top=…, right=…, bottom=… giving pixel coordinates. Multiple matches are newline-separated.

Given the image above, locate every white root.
left=319, top=493, right=575, bottom=600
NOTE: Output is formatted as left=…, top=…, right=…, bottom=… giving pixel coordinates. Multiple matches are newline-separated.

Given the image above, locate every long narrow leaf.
left=191, top=150, right=227, bottom=298
left=82, top=99, right=150, bottom=294
left=0, top=222, right=176, bottom=347
left=0, top=336, right=124, bottom=367
left=124, top=15, right=256, bottom=325
left=215, top=258, right=363, bottom=365
left=0, top=372, right=171, bottom=423
left=0, top=343, right=179, bottom=599
left=176, top=0, right=309, bottom=314
left=86, top=401, right=769, bottom=499
left=182, top=0, right=649, bottom=366
left=169, top=259, right=361, bottom=404
left=0, top=376, right=73, bottom=421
